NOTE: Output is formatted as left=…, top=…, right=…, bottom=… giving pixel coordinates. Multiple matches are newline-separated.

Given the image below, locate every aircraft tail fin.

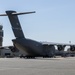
left=0, top=10, right=35, bottom=39
left=6, top=11, right=25, bottom=38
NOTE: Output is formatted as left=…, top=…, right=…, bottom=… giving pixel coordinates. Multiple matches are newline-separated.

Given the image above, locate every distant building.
left=0, top=47, right=13, bottom=57
left=0, top=25, right=3, bottom=46
left=0, top=47, right=24, bottom=58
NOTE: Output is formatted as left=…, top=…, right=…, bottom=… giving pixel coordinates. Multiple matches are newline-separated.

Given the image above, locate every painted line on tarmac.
left=0, top=67, right=21, bottom=71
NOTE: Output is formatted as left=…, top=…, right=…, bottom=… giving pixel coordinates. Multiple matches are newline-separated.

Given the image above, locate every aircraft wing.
left=41, top=41, right=75, bottom=46
left=41, top=42, right=75, bottom=51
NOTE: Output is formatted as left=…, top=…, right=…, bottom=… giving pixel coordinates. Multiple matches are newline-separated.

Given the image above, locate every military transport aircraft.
left=0, top=10, right=75, bottom=58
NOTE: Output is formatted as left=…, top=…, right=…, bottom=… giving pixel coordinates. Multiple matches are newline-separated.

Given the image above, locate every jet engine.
left=57, top=45, right=66, bottom=51
left=70, top=46, right=75, bottom=51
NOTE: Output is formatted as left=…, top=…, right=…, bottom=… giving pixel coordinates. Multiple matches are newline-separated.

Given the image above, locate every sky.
left=0, top=0, right=75, bottom=46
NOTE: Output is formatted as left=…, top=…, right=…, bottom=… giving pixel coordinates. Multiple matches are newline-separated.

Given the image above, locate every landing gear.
left=19, top=55, right=35, bottom=59
left=43, top=54, right=56, bottom=58
left=25, top=56, right=35, bottom=59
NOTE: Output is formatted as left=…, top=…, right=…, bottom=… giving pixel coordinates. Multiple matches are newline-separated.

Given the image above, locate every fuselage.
left=12, top=38, right=56, bottom=57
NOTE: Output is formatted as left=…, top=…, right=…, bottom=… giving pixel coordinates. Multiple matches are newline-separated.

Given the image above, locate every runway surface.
left=0, top=57, right=75, bottom=75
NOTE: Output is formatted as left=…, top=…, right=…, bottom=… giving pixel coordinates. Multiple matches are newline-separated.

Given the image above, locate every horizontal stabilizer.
left=0, top=11, right=36, bottom=16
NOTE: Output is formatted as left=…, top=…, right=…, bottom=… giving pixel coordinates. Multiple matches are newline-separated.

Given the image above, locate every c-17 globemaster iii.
left=0, top=10, right=75, bottom=58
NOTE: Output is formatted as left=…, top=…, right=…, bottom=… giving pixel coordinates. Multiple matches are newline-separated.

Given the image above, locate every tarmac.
left=0, top=57, right=75, bottom=75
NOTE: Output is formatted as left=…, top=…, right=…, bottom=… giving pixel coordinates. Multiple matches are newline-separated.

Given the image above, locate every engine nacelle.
left=57, top=45, right=66, bottom=51
left=70, top=46, right=75, bottom=51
